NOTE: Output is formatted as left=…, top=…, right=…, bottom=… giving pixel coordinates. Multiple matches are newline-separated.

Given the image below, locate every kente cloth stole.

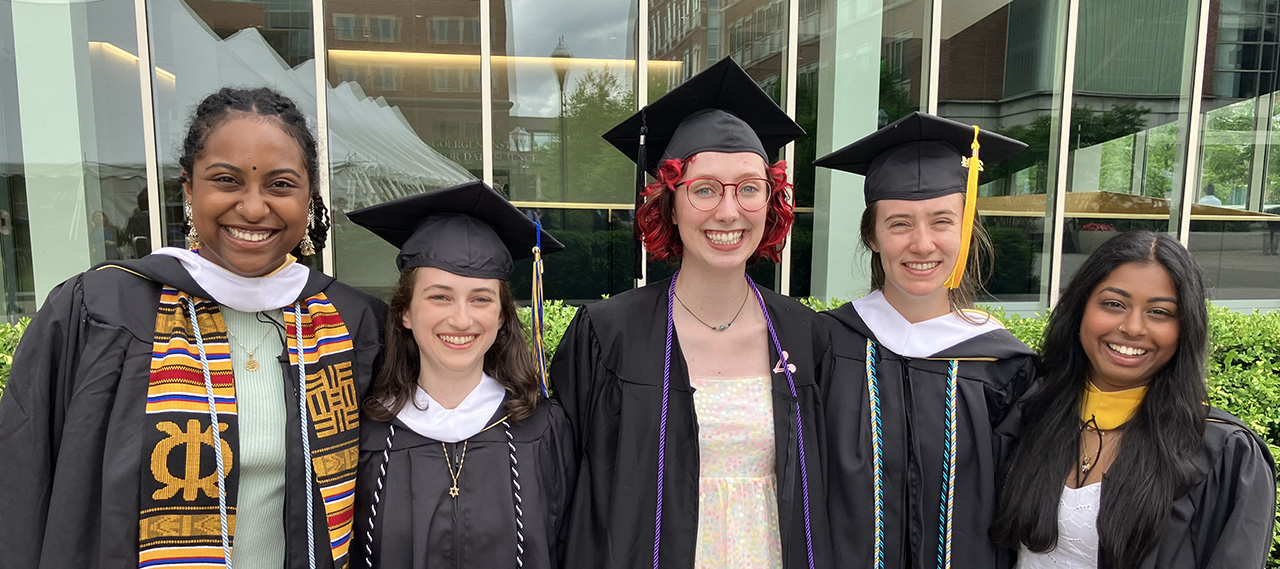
left=139, top=287, right=360, bottom=569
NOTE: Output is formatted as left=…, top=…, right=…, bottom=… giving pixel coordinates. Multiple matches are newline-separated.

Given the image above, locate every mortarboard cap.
left=604, top=57, right=804, bottom=174
left=812, top=112, right=1026, bottom=203
left=603, top=56, right=804, bottom=278
left=814, top=112, right=1027, bottom=290
left=345, top=180, right=564, bottom=280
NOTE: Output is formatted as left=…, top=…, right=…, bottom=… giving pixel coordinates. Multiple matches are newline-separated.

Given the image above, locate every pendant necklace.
left=673, top=287, right=749, bottom=332
left=227, top=326, right=273, bottom=372
left=442, top=441, right=468, bottom=498
left=1077, top=416, right=1114, bottom=485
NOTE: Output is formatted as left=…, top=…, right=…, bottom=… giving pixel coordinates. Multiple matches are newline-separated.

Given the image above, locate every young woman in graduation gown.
left=550, top=57, right=832, bottom=569
left=0, top=88, right=385, bottom=569
left=346, top=182, right=575, bottom=569
left=991, top=230, right=1276, bottom=569
left=812, top=112, right=1038, bottom=569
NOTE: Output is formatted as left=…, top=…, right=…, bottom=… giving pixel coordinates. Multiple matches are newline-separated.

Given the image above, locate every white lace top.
left=1016, top=484, right=1101, bottom=569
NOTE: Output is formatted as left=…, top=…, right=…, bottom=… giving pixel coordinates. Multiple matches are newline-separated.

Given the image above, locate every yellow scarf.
left=1080, top=381, right=1148, bottom=430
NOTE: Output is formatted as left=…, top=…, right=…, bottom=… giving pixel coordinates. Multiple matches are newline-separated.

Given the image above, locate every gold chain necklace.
left=442, top=441, right=468, bottom=498
left=226, top=327, right=273, bottom=372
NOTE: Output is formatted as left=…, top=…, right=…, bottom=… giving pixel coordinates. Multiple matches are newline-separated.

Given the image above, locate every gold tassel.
left=945, top=125, right=981, bottom=290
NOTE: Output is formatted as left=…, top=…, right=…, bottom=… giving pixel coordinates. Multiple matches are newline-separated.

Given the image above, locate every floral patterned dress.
left=689, top=375, right=783, bottom=569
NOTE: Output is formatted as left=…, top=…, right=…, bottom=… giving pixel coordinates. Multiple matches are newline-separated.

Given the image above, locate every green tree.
left=529, top=66, right=638, bottom=206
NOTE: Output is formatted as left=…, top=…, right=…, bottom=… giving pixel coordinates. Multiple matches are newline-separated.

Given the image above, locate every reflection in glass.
left=940, top=0, right=1066, bottom=303
left=5, top=0, right=147, bottom=313
left=1055, top=0, right=1199, bottom=291
left=1190, top=0, right=1280, bottom=300
left=511, top=208, right=636, bottom=302
left=0, top=5, right=31, bottom=320
left=797, top=0, right=926, bottom=298
left=497, top=0, right=637, bottom=205
left=324, top=0, right=481, bottom=294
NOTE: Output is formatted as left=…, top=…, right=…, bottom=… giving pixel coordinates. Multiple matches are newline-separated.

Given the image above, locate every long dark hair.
left=364, top=268, right=541, bottom=424
left=859, top=201, right=994, bottom=309
left=991, top=230, right=1208, bottom=567
left=178, top=87, right=329, bottom=254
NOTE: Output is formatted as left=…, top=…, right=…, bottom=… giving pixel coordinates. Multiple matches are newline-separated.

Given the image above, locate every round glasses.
left=676, top=177, right=772, bottom=212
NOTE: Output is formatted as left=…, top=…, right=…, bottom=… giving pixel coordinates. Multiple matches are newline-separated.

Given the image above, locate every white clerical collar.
left=154, top=247, right=310, bottom=312
left=852, top=289, right=1005, bottom=358
left=396, top=372, right=506, bottom=443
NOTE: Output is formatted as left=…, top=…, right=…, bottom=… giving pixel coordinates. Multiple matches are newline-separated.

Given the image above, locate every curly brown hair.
left=364, top=268, right=541, bottom=424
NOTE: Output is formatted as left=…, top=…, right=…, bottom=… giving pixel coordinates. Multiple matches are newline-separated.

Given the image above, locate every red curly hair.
left=635, top=155, right=794, bottom=264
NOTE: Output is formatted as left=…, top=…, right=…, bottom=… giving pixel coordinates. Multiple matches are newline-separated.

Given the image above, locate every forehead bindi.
left=199, top=117, right=305, bottom=168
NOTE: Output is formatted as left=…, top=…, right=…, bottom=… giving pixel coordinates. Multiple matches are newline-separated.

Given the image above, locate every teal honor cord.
left=864, top=339, right=958, bottom=569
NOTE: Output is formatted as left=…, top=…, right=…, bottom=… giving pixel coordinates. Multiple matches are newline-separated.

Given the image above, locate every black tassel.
left=632, top=109, right=648, bottom=280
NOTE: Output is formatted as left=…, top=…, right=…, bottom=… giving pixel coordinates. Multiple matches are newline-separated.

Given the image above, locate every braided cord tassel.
left=866, top=339, right=884, bottom=569
left=531, top=219, right=549, bottom=398
left=292, top=301, right=318, bottom=569
left=748, top=276, right=816, bottom=569
left=506, top=421, right=526, bottom=568
left=186, top=297, right=232, bottom=568
left=364, top=424, right=396, bottom=569
left=653, top=272, right=678, bottom=569
left=936, top=360, right=959, bottom=569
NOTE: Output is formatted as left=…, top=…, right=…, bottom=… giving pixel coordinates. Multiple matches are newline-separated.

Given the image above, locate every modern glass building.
left=2, top=0, right=1278, bottom=318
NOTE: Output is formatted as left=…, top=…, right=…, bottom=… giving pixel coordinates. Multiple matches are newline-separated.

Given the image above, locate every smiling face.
left=868, top=193, right=965, bottom=319
left=1079, top=261, right=1181, bottom=391
left=401, top=267, right=503, bottom=384
left=672, top=151, right=769, bottom=274
left=183, top=115, right=311, bottom=277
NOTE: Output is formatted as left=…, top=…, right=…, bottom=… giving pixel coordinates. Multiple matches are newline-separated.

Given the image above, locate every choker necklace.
left=1080, top=381, right=1148, bottom=430
left=226, top=326, right=273, bottom=372
left=674, top=288, right=749, bottom=332
left=442, top=441, right=468, bottom=498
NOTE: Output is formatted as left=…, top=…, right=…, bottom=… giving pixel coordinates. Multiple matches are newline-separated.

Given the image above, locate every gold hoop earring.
left=299, top=204, right=316, bottom=256
left=185, top=202, right=201, bottom=250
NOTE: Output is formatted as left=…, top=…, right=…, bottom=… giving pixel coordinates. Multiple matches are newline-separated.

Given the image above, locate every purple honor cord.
left=654, top=271, right=816, bottom=569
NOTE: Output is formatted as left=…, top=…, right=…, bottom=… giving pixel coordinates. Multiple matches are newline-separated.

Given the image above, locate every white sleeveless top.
left=1016, top=484, right=1101, bottom=569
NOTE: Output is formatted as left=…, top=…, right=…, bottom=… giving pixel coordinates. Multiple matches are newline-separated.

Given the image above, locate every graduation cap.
left=347, top=180, right=565, bottom=396
left=345, top=180, right=564, bottom=279
left=813, top=112, right=1027, bottom=289
left=602, top=56, right=805, bottom=278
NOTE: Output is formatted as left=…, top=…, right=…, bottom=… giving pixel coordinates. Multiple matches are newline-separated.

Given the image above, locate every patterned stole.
left=139, top=287, right=360, bottom=569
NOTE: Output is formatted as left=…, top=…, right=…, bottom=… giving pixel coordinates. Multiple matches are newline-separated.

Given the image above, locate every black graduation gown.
left=821, top=303, right=1037, bottom=569
left=0, top=255, right=385, bottom=569
left=549, top=278, right=833, bottom=569
left=1096, top=407, right=1275, bottom=569
left=351, top=399, right=576, bottom=569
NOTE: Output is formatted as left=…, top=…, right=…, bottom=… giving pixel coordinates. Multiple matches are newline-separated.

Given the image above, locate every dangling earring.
left=185, top=202, right=201, bottom=250
left=299, top=204, right=316, bottom=256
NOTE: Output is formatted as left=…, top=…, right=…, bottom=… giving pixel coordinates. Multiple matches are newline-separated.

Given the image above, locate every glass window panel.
left=512, top=208, right=637, bottom=302
left=4, top=0, right=148, bottom=315
left=495, top=0, right=636, bottom=207
left=1060, top=0, right=1200, bottom=291
left=324, top=0, right=481, bottom=296
left=1190, top=0, right=1280, bottom=301
left=797, top=0, right=928, bottom=299
left=941, top=0, right=1069, bottom=305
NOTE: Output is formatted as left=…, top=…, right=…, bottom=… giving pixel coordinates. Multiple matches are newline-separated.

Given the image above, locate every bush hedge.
left=0, top=304, right=1275, bottom=563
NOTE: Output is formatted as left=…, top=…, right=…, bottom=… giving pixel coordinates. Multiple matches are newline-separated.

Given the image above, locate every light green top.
left=222, top=307, right=287, bottom=569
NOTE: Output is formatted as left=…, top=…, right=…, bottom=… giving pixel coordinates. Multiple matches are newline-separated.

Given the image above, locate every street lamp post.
left=550, top=36, right=572, bottom=204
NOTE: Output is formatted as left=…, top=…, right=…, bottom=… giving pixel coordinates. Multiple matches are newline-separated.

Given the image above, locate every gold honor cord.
left=945, top=125, right=982, bottom=290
